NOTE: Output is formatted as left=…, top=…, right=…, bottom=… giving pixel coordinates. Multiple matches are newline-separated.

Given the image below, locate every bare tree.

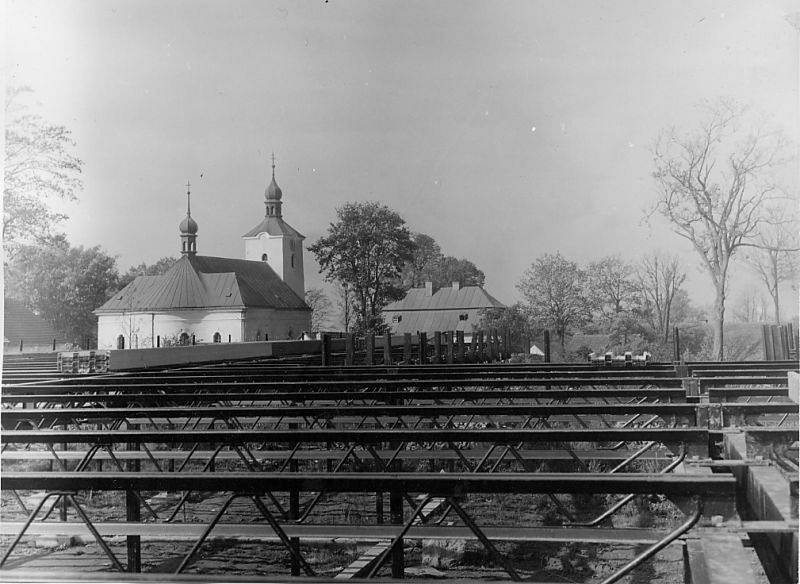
left=305, top=288, right=333, bottom=333
left=637, top=253, right=686, bottom=343
left=744, top=207, right=800, bottom=323
left=651, top=100, right=788, bottom=360
left=731, top=287, right=769, bottom=323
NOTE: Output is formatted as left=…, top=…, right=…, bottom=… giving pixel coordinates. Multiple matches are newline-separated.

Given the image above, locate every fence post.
left=383, top=332, right=393, bottom=365
left=456, top=331, right=465, bottom=363
left=762, top=325, right=771, bottom=361
left=19, top=339, right=23, bottom=352
left=543, top=330, right=551, bottom=363
left=321, top=333, right=332, bottom=366
left=345, top=333, right=355, bottom=366
left=477, top=331, right=485, bottom=362
left=418, top=332, right=428, bottom=365
left=365, top=334, right=375, bottom=365
left=445, top=331, right=454, bottom=364
left=433, top=331, right=442, bottom=364
left=771, top=326, right=782, bottom=361
left=779, top=325, right=789, bottom=361
left=673, top=326, right=681, bottom=362
left=470, top=332, right=478, bottom=362
left=403, top=333, right=412, bottom=364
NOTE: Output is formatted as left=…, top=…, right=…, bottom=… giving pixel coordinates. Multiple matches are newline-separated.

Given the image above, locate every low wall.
left=105, top=340, right=321, bottom=371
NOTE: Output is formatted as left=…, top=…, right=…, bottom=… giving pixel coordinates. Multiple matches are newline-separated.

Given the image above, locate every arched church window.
left=213, top=332, right=221, bottom=343
left=291, top=254, right=295, bottom=268
left=179, top=332, right=189, bottom=346
left=116, top=335, right=125, bottom=350
left=262, top=253, right=268, bottom=262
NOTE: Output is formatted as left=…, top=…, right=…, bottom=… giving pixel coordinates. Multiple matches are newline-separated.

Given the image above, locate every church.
left=95, top=159, right=311, bottom=349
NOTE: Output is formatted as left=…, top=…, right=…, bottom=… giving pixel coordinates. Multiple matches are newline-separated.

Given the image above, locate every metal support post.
left=433, top=331, right=442, bottom=364
left=673, top=326, right=681, bottom=362
left=403, top=333, right=412, bottom=364
left=390, top=489, right=403, bottom=578
left=127, top=422, right=141, bottom=572
left=418, top=332, right=428, bottom=364
left=445, top=331, right=454, bottom=364
left=289, top=422, right=300, bottom=576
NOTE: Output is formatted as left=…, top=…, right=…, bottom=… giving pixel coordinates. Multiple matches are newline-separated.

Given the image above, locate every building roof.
left=242, top=216, right=304, bottom=239
left=385, top=285, right=505, bottom=312
left=4, top=298, right=65, bottom=344
left=383, top=284, right=506, bottom=334
left=95, top=255, right=310, bottom=313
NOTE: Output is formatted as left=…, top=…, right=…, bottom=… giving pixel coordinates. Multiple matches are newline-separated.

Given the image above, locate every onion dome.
left=179, top=213, right=198, bottom=235
left=265, top=153, right=283, bottom=201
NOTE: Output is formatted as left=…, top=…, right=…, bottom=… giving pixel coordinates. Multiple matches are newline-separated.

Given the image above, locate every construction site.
left=0, top=329, right=797, bottom=584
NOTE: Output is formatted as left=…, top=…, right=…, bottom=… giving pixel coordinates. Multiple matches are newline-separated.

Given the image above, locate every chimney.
left=424, top=281, right=433, bottom=296
left=452, top=281, right=460, bottom=291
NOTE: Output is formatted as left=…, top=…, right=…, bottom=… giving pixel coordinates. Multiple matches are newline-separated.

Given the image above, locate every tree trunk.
left=712, top=285, right=725, bottom=361
left=771, top=254, right=780, bottom=324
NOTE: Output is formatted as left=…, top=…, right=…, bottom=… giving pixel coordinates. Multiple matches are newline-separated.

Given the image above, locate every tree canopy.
left=399, top=232, right=485, bottom=290
left=6, top=236, right=119, bottom=345
left=517, top=252, right=592, bottom=356
left=4, top=87, right=83, bottom=253
left=309, top=202, right=415, bottom=333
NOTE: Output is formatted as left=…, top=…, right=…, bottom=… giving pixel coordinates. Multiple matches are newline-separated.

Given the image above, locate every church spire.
left=179, top=180, right=198, bottom=256
left=264, top=153, right=283, bottom=218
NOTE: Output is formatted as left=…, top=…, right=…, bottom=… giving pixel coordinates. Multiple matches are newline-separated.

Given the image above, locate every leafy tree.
left=117, top=257, right=177, bottom=290
left=6, top=236, right=119, bottom=345
left=4, top=87, right=83, bottom=253
left=650, top=99, right=788, bottom=360
left=587, top=256, right=637, bottom=319
left=305, top=288, right=333, bottom=333
left=400, top=233, right=442, bottom=288
left=309, top=202, right=415, bottom=333
left=399, top=232, right=485, bottom=290
left=478, top=303, right=535, bottom=353
left=636, top=253, right=686, bottom=343
left=517, top=252, right=592, bottom=357
left=435, top=256, right=485, bottom=288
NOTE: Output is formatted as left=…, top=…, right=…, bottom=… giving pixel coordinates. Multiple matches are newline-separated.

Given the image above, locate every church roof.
left=95, top=255, right=309, bottom=313
left=242, top=216, right=305, bottom=239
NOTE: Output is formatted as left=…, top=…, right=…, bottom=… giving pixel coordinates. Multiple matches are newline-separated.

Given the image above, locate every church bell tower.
left=242, top=154, right=305, bottom=299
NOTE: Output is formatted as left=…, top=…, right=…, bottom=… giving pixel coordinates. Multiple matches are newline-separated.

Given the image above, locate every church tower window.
left=116, top=335, right=125, bottom=350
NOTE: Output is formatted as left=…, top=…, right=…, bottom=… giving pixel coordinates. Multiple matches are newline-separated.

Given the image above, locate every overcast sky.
left=5, top=0, right=799, bottom=316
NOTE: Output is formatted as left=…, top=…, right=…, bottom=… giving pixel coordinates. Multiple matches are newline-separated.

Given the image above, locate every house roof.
left=383, top=284, right=506, bottom=334
left=242, top=216, right=304, bottom=239
left=4, top=298, right=65, bottom=344
left=95, top=255, right=310, bottom=313
left=385, top=285, right=506, bottom=312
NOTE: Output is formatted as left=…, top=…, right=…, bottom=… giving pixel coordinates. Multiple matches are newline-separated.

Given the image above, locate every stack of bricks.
left=57, top=350, right=110, bottom=374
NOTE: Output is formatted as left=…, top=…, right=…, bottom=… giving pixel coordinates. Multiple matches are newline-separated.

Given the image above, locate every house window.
left=116, top=335, right=125, bottom=350
left=179, top=332, right=190, bottom=346
left=213, top=332, right=221, bottom=343
left=392, top=315, right=402, bottom=323
left=262, top=253, right=268, bottom=262
left=459, top=313, right=469, bottom=321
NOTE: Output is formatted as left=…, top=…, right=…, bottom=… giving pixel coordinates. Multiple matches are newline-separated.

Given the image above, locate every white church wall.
left=243, top=308, right=311, bottom=341
left=281, top=236, right=305, bottom=300
left=97, top=309, right=245, bottom=349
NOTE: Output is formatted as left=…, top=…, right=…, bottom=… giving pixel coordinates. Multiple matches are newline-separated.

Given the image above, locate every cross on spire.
left=186, top=180, right=192, bottom=215
left=271, top=152, right=276, bottom=178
